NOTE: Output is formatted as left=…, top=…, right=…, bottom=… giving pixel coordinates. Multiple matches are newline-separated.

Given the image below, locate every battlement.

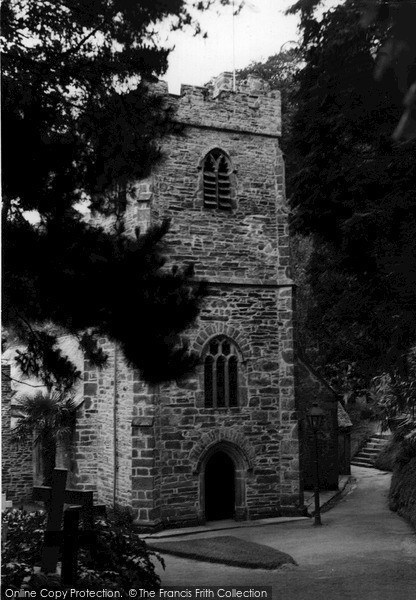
left=154, top=72, right=281, bottom=137
left=208, top=71, right=272, bottom=98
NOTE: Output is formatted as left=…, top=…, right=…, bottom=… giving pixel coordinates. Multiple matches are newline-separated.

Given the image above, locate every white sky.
left=162, top=0, right=301, bottom=94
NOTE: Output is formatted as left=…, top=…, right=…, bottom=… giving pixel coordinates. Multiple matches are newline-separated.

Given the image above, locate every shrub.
left=395, top=436, right=416, bottom=466
left=1, top=508, right=163, bottom=592
left=374, top=439, right=400, bottom=471
left=373, top=354, right=416, bottom=434
left=359, top=406, right=376, bottom=421
left=389, top=454, right=416, bottom=530
left=77, top=515, right=163, bottom=592
left=1, top=509, right=46, bottom=589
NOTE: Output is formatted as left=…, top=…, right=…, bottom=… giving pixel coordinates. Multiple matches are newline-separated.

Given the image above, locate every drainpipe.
left=113, top=343, right=118, bottom=509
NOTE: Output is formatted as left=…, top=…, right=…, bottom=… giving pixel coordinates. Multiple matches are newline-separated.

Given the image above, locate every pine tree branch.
left=3, top=373, right=45, bottom=388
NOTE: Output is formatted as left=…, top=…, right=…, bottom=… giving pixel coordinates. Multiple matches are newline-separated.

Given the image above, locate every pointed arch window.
left=202, top=149, right=232, bottom=210
left=204, top=336, right=239, bottom=408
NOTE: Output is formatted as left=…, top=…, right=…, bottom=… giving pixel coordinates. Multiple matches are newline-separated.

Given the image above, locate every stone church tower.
left=74, top=72, right=304, bottom=528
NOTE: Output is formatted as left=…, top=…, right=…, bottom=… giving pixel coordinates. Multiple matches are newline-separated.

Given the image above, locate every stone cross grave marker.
left=33, top=468, right=105, bottom=582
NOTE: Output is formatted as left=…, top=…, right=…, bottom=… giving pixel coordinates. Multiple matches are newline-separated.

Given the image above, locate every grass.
left=148, top=535, right=297, bottom=570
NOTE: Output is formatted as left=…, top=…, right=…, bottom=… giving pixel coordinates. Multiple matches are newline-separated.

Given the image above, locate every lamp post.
left=306, top=402, right=326, bottom=526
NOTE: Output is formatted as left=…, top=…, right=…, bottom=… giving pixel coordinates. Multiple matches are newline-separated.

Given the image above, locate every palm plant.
left=12, top=390, right=77, bottom=485
left=374, top=351, right=416, bottom=450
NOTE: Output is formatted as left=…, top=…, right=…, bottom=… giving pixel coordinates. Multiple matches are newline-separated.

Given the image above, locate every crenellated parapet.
left=177, top=72, right=280, bottom=137
left=153, top=72, right=281, bottom=138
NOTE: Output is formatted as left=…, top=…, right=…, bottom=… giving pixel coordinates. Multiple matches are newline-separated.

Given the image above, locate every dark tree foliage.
left=1, top=0, right=237, bottom=388
left=288, top=0, right=416, bottom=144
left=237, top=48, right=301, bottom=191
left=289, top=0, right=416, bottom=388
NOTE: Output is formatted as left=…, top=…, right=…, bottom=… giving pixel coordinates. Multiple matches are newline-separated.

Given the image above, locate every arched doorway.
left=204, top=450, right=235, bottom=521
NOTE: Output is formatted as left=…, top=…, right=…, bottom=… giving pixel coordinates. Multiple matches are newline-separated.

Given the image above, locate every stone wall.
left=72, top=344, right=133, bottom=509
left=126, top=75, right=301, bottom=527
left=129, top=283, right=301, bottom=527
left=71, top=359, right=99, bottom=493
left=151, top=131, right=287, bottom=283
left=1, top=364, right=33, bottom=503
left=174, top=73, right=281, bottom=137
left=125, top=79, right=288, bottom=286
left=74, top=73, right=302, bottom=527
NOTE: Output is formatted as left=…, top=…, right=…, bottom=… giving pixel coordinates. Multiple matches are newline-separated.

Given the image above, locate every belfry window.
left=204, top=336, right=239, bottom=408
left=202, top=149, right=232, bottom=210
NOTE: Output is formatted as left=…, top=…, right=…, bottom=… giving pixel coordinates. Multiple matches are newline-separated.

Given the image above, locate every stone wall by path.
left=295, top=359, right=339, bottom=490
left=1, top=364, right=33, bottom=503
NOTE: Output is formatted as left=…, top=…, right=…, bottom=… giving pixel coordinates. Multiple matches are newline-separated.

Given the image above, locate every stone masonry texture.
left=1, top=365, right=33, bottom=503
left=73, top=73, right=303, bottom=527
left=1, top=75, right=341, bottom=522
left=67, top=74, right=333, bottom=526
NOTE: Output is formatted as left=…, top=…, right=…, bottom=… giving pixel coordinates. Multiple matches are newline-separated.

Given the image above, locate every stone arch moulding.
left=192, top=323, right=251, bottom=363
left=190, top=429, right=255, bottom=474
left=192, top=434, right=254, bottom=522
left=197, top=144, right=235, bottom=166
left=196, top=146, right=238, bottom=210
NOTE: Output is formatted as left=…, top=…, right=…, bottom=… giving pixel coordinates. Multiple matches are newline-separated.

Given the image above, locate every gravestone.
left=33, top=468, right=105, bottom=582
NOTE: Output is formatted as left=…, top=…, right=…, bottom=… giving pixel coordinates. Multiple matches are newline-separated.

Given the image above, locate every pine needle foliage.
left=1, top=0, right=239, bottom=387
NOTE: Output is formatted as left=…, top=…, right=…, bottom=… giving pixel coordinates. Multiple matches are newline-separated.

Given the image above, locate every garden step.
left=354, top=454, right=377, bottom=461
left=351, top=433, right=391, bottom=470
left=351, top=461, right=374, bottom=467
left=352, top=453, right=375, bottom=461
left=363, top=436, right=389, bottom=447
left=359, top=451, right=379, bottom=459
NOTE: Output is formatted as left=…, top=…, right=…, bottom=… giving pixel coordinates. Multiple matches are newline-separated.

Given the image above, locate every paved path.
left=151, top=467, right=416, bottom=600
